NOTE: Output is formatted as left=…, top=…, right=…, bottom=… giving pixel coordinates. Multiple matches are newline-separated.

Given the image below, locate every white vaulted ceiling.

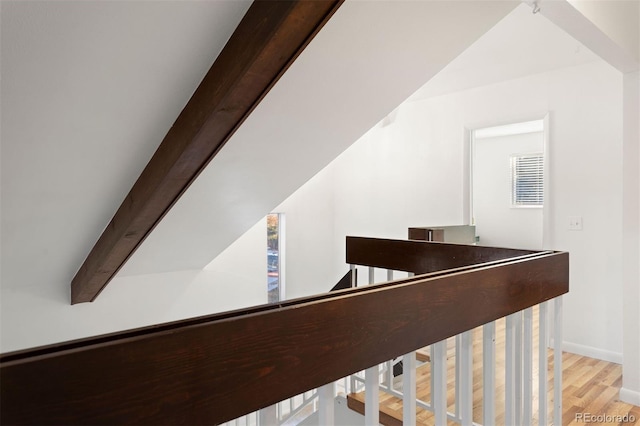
left=1, top=0, right=522, bottom=296
left=1, top=0, right=251, bottom=290
left=117, top=0, right=521, bottom=276
left=2, top=0, right=597, bottom=301
left=408, top=3, right=601, bottom=100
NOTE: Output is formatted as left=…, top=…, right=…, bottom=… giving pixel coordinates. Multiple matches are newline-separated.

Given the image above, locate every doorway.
left=470, top=119, right=548, bottom=250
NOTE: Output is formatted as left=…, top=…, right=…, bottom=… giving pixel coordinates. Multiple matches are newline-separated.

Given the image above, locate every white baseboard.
left=620, top=387, right=640, bottom=406
left=557, top=340, right=623, bottom=364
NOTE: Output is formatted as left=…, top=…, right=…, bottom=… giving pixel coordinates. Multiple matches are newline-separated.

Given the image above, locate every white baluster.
left=258, top=405, right=277, bottom=426
left=539, top=302, right=549, bottom=426
left=319, top=382, right=335, bottom=425
left=385, top=360, right=393, bottom=389
left=524, top=307, right=533, bottom=426
left=505, top=314, right=516, bottom=426
left=459, top=331, right=473, bottom=426
left=365, top=365, right=379, bottom=425
left=483, top=321, right=496, bottom=425
left=430, top=345, right=435, bottom=407
left=433, top=340, right=447, bottom=425
left=455, top=334, right=461, bottom=419
left=387, top=269, right=393, bottom=282
left=368, top=267, right=375, bottom=285
left=554, top=297, right=563, bottom=426
left=403, top=351, right=417, bottom=426
left=515, top=311, right=523, bottom=426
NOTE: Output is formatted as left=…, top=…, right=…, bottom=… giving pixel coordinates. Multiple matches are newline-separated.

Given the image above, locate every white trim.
left=541, top=113, right=552, bottom=250
left=559, top=340, right=623, bottom=364
left=510, top=205, right=543, bottom=209
left=622, top=69, right=640, bottom=416
left=473, top=120, right=544, bottom=139
left=463, top=128, right=472, bottom=225
left=619, top=387, right=640, bottom=406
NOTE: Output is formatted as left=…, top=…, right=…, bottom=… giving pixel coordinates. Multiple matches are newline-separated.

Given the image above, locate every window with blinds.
left=511, top=154, right=543, bottom=207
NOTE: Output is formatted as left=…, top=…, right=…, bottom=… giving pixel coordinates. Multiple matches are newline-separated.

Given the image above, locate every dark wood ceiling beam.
left=71, top=0, right=344, bottom=304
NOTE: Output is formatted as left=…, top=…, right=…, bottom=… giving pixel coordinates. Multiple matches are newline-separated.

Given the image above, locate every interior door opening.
left=469, top=118, right=547, bottom=250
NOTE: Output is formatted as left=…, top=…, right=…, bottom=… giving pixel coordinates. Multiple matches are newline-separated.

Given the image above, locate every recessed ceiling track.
left=70, top=0, right=344, bottom=304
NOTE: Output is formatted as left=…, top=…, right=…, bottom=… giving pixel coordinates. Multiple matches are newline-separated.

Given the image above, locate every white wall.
left=275, top=164, right=338, bottom=298
left=276, top=60, right=624, bottom=362
left=0, top=219, right=267, bottom=353
left=546, top=0, right=639, bottom=403
left=621, top=70, right=640, bottom=404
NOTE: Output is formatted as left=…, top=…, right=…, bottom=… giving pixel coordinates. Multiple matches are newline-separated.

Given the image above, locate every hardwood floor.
left=347, top=308, right=640, bottom=425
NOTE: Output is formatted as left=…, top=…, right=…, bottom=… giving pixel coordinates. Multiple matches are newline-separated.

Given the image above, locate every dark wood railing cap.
left=2, top=242, right=568, bottom=425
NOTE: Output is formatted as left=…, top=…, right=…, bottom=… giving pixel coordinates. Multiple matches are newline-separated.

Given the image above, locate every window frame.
left=510, top=153, right=544, bottom=208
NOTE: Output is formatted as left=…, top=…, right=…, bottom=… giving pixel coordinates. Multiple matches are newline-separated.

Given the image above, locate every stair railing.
left=0, top=236, right=568, bottom=426
left=221, top=271, right=357, bottom=426
left=346, top=260, right=564, bottom=426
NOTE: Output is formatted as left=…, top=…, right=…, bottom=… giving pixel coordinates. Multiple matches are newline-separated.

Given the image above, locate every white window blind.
left=511, top=154, right=543, bottom=207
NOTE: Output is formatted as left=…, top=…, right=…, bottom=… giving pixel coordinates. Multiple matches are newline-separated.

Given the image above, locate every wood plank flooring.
left=347, top=308, right=640, bottom=425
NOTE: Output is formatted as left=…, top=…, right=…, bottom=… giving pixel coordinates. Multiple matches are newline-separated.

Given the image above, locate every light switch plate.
left=568, top=216, right=583, bottom=230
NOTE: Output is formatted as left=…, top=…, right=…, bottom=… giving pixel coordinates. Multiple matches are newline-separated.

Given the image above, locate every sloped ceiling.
left=117, top=0, right=520, bottom=278
left=0, top=0, right=251, bottom=289
left=1, top=1, right=527, bottom=300
left=408, top=3, right=601, bottom=100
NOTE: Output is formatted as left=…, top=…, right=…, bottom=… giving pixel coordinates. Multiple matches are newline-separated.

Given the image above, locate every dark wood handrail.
left=347, top=236, right=538, bottom=274
left=1, top=248, right=568, bottom=425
